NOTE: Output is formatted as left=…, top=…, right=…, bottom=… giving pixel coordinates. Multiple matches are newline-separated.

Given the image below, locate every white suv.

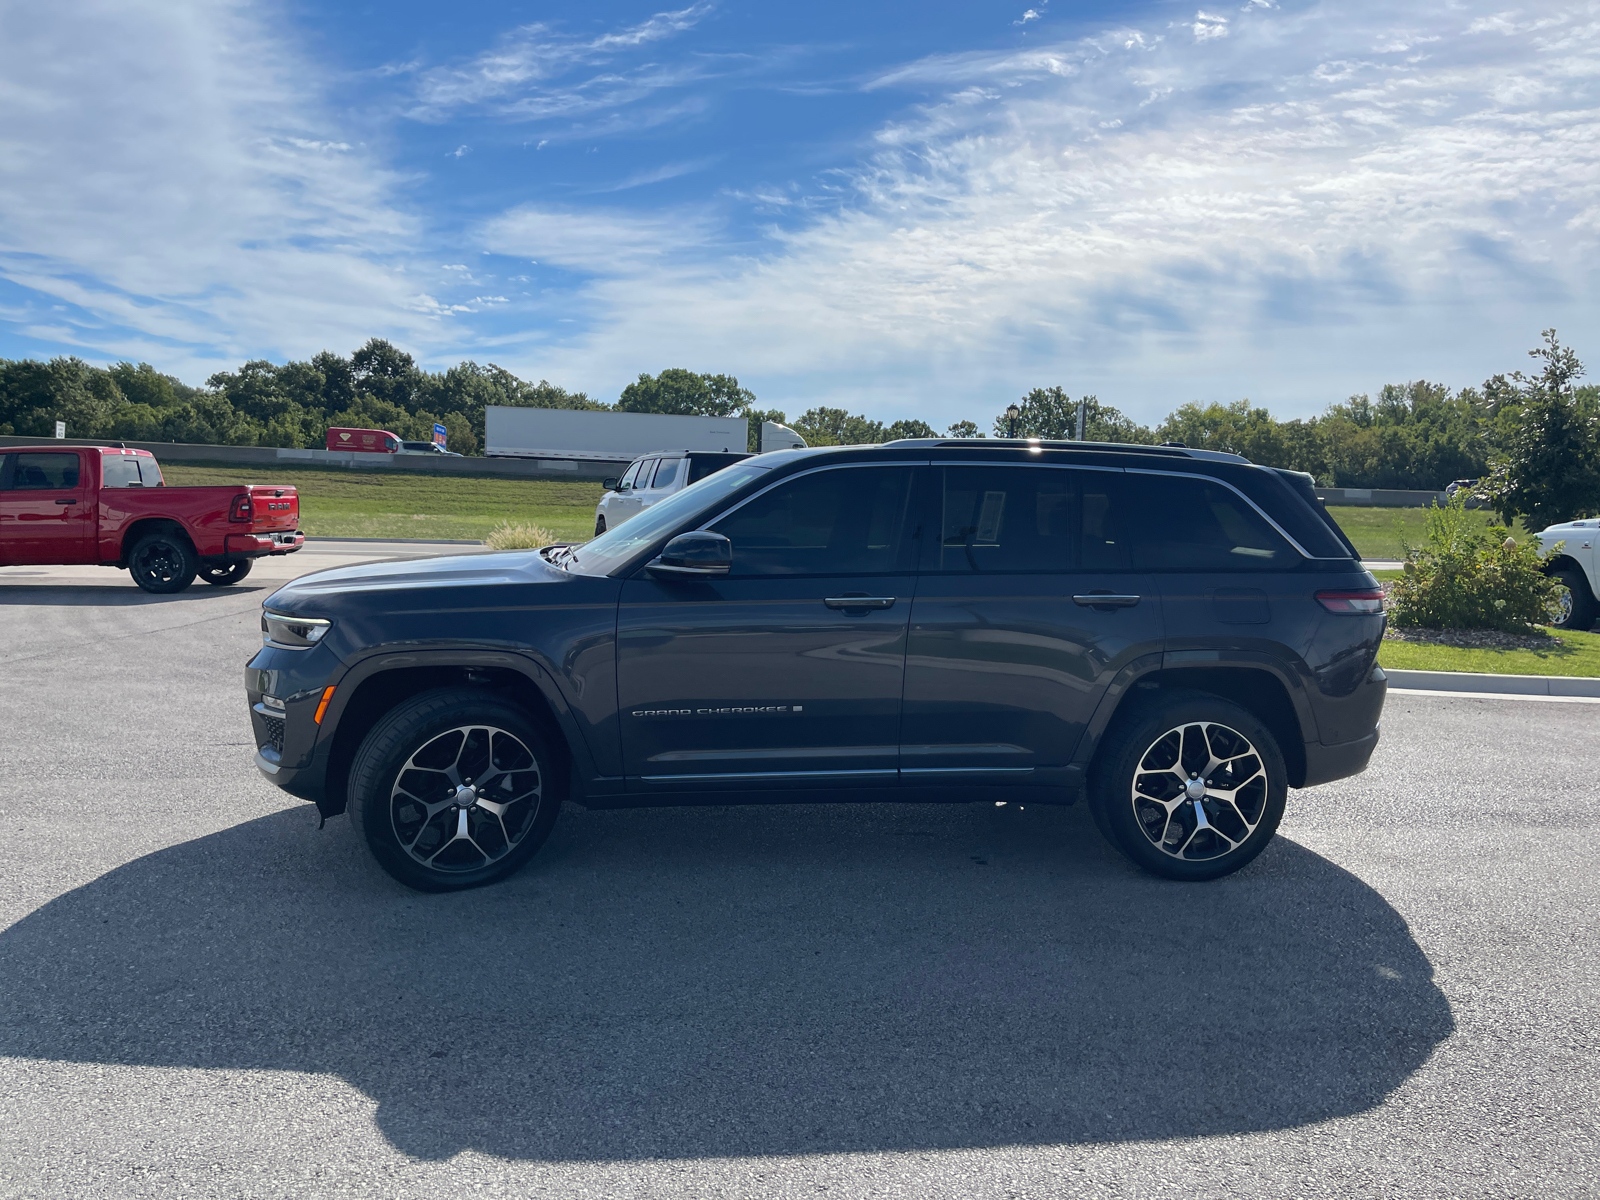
left=593, top=450, right=750, bottom=537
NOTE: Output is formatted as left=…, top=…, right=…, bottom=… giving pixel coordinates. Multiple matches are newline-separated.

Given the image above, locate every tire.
left=594, top=515, right=607, bottom=537
left=347, top=688, right=563, bottom=892
left=199, top=559, right=253, bottom=586
left=1089, top=689, right=1288, bottom=882
left=1548, top=567, right=1597, bottom=632
left=128, top=530, right=198, bottom=594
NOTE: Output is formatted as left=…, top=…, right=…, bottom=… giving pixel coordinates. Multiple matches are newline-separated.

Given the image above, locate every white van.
left=592, top=450, right=751, bottom=537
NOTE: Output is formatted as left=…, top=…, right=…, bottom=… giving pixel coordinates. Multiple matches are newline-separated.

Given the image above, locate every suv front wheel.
left=347, top=688, right=562, bottom=891
left=1090, top=690, right=1288, bottom=881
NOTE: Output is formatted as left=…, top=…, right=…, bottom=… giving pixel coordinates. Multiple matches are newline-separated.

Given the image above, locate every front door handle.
left=824, top=596, right=896, bottom=610
left=55, top=498, right=78, bottom=506
left=1073, top=593, right=1140, bottom=609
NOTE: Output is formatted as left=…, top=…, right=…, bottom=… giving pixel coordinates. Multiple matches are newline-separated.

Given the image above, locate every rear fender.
left=1073, top=651, right=1316, bottom=788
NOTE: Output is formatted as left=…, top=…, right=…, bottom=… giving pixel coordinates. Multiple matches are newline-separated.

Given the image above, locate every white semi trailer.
left=485, top=407, right=748, bottom=463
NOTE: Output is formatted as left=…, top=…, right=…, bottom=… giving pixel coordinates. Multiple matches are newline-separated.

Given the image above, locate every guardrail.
left=0, top=436, right=614, bottom=482
left=1314, top=487, right=1447, bottom=508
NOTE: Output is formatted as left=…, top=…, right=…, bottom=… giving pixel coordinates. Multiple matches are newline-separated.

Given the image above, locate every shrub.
left=1389, top=491, right=1563, bottom=632
left=484, top=522, right=558, bottom=551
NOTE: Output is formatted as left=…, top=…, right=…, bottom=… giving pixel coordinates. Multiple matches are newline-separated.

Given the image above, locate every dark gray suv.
left=246, top=439, right=1386, bottom=890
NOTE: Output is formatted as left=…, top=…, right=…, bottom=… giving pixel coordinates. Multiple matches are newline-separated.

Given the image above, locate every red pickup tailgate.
left=249, top=486, right=299, bottom=533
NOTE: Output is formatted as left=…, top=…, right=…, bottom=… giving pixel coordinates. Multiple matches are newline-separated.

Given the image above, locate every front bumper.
left=227, top=530, right=305, bottom=557
left=245, top=652, right=336, bottom=804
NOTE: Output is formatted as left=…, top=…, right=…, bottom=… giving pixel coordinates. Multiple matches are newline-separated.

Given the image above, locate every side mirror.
left=648, top=531, right=732, bottom=578
left=602, top=477, right=620, bottom=491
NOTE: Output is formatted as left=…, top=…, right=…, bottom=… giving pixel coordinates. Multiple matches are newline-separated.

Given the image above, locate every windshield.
left=566, top=461, right=772, bottom=576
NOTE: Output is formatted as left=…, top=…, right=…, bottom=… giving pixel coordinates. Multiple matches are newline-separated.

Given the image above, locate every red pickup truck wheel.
left=129, top=531, right=198, bottom=594
left=199, top=560, right=254, bottom=586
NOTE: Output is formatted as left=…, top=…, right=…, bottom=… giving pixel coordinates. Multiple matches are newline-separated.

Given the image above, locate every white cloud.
left=1016, top=10, right=1043, bottom=26
left=1191, top=11, right=1230, bottom=41
left=480, top=0, right=1600, bottom=422
left=0, top=0, right=451, bottom=378
left=408, top=5, right=713, bottom=122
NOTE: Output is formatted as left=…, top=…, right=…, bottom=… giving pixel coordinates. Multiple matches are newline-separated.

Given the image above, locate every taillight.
left=1317, top=588, right=1385, bottom=614
left=230, top=494, right=253, bottom=523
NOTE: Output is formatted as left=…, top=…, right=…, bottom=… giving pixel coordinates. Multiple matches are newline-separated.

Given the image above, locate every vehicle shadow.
left=0, top=583, right=267, bottom=606
left=0, top=801, right=1452, bottom=1162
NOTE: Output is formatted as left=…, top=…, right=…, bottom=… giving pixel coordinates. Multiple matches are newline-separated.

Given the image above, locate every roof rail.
left=878, top=437, right=1249, bottom=463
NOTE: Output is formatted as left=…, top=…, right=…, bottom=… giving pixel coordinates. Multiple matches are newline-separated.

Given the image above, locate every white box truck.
left=485, top=407, right=749, bottom=463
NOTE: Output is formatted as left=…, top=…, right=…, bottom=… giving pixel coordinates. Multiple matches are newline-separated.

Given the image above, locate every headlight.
left=262, top=611, right=332, bottom=649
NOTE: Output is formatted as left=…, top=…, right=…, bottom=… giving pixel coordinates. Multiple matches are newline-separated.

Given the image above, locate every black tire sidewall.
left=1551, top=569, right=1597, bottom=631
left=347, top=688, right=562, bottom=892
left=1091, top=691, right=1288, bottom=882
left=200, top=559, right=252, bottom=586
left=129, top=532, right=197, bottom=593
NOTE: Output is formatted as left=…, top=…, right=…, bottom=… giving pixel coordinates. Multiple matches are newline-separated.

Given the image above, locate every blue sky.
left=0, top=0, right=1595, bottom=429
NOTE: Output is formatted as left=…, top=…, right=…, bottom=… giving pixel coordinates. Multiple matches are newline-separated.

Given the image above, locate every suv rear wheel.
left=1090, top=690, right=1287, bottom=881
left=347, top=688, right=562, bottom=891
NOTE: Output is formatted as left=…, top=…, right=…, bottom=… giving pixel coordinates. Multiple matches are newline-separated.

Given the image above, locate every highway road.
left=0, top=543, right=1596, bottom=1199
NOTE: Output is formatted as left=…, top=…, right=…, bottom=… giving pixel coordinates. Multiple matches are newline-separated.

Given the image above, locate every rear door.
left=0, top=450, right=93, bottom=565
left=616, top=463, right=919, bottom=792
left=899, top=463, right=1162, bottom=784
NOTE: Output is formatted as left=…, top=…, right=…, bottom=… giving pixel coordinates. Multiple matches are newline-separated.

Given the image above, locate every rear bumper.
left=226, top=530, right=304, bottom=557
left=1300, top=728, right=1380, bottom=788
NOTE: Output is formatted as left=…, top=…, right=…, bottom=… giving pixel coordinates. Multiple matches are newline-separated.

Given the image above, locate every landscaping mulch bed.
left=1382, top=626, right=1562, bottom=651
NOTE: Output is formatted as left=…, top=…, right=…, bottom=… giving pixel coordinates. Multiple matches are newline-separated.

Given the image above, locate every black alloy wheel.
left=1548, top=567, right=1597, bottom=631
left=128, top=530, right=198, bottom=594
left=1090, top=689, right=1288, bottom=881
left=199, top=559, right=253, bottom=586
left=347, top=688, right=563, bottom=891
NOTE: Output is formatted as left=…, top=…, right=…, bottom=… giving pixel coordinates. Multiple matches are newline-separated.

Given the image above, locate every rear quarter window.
left=101, top=456, right=143, bottom=487
left=1118, top=471, right=1299, bottom=572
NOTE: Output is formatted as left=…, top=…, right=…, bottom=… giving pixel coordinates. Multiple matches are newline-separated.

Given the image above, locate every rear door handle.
left=1073, top=593, right=1140, bottom=608
left=55, top=499, right=78, bottom=506
left=824, top=596, right=896, bottom=610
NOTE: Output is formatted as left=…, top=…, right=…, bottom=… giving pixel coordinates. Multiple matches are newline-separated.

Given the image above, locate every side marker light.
left=314, top=686, right=336, bottom=725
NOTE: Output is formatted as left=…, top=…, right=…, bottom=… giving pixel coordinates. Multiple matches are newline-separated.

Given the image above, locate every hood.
left=1536, top=519, right=1599, bottom=540
left=265, top=550, right=567, bottom=612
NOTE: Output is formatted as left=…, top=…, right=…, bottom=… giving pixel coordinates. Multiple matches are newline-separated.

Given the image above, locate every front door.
left=617, top=464, right=920, bottom=793
left=900, top=463, right=1163, bottom=783
left=0, top=451, right=92, bottom=565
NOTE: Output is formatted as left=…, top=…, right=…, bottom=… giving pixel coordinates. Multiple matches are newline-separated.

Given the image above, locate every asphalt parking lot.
left=1, top=545, right=1596, bottom=1199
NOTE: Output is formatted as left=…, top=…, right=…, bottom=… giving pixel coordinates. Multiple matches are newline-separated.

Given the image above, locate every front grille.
left=261, top=715, right=285, bottom=754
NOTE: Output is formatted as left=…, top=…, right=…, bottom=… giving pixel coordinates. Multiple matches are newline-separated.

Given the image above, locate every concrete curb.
left=304, top=536, right=485, bottom=546
left=1385, top=668, right=1600, bottom=698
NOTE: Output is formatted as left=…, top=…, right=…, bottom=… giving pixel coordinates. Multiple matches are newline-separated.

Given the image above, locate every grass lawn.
left=162, top=462, right=604, bottom=542
left=1378, top=627, right=1600, bottom=677
left=1327, top=505, right=1530, bottom=560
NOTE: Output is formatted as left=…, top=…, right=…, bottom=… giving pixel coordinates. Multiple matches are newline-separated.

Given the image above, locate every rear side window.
left=102, top=456, right=144, bottom=487
left=712, top=467, right=915, bottom=576
left=8, top=452, right=81, bottom=490
left=651, top=458, right=681, bottom=489
left=1117, top=472, right=1298, bottom=571
left=935, top=466, right=1078, bottom=572
left=138, top=456, right=164, bottom=486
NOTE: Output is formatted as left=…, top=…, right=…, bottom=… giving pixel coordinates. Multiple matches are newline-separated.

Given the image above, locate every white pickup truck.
left=1536, top=518, right=1599, bottom=630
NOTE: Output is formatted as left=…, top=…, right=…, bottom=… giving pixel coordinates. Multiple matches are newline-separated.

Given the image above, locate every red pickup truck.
left=0, top=445, right=303, bottom=593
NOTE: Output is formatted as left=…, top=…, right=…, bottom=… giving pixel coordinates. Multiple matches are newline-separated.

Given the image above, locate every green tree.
left=996, top=389, right=1153, bottom=443
left=1482, top=330, right=1600, bottom=529
left=945, top=420, right=983, bottom=438
left=617, top=369, right=753, bottom=418
left=792, top=407, right=885, bottom=446
left=886, top=419, right=937, bottom=439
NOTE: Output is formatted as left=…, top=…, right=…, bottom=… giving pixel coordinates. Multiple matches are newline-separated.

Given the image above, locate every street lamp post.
left=1005, top=403, right=1020, bottom=439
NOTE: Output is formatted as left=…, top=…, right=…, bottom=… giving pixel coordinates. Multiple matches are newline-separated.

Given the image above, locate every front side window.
left=619, top=460, right=645, bottom=490
left=566, top=461, right=772, bottom=576
left=1118, top=472, right=1297, bottom=571
left=9, top=452, right=81, bottom=490
left=711, top=466, right=915, bottom=576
